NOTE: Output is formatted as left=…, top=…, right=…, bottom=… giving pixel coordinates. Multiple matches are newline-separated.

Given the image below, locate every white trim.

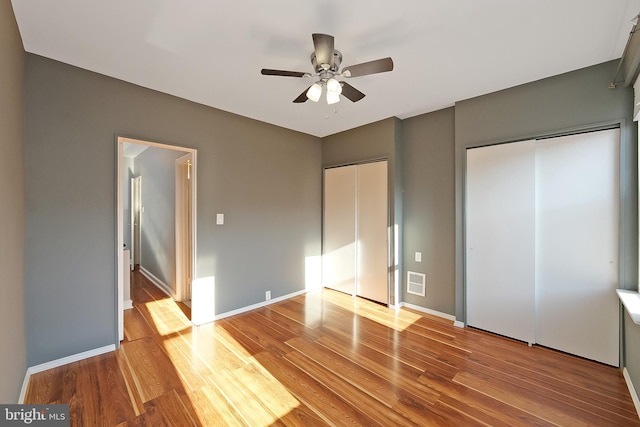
left=117, top=141, right=124, bottom=342
left=624, top=367, right=640, bottom=418
left=212, top=289, right=308, bottom=322
left=18, top=370, right=31, bottom=404
left=26, top=345, right=117, bottom=380
left=400, top=301, right=456, bottom=320
left=140, top=266, right=177, bottom=300
left=124, top=299, right=133, bottom=310
left=617, top=289, right=640, bottom=325
left=175, top=152, right=196, bottom=303
left=399, top=301, right=465, bottom=328
left=116, top=136, right=197, bottom=346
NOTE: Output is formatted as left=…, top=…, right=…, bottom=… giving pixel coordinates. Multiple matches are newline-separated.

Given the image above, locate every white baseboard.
left=28, top=345, right=117, bottom=375
left=18, top=370, right=31, bottom=404
left=124, top=299, right=133, bottom=310
left=623, top=367, right=640, bottom=418
left=212, top=289, right=307, bottom=322
left=140, top=266, right=177, bottom=300
left=399, top=302, right=464, bottom=327
left=453, top=320, right=465, bottom=328
left=19, top=344, right=116, bottom=404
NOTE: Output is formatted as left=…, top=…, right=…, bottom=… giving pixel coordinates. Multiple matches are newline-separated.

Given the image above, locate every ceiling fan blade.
left=340, top=82, right=366, bottom=102
left=342, top=57, right=393, bottom=77
left=293, top=87, right=311, bottom=103
left=261, top=69, right=310, bottom=78
left=312, top=33, right=334, bottom=68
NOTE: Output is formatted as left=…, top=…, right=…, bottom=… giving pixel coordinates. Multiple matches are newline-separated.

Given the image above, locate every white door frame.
left=116, top=136, right=197, bottom=343
left=175, top=152, right=195, bottom=302
left=130, top=176, right=141, bottom=268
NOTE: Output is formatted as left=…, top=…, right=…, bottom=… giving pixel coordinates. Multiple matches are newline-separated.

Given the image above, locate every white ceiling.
left=11, top=0, right=640, bottom=137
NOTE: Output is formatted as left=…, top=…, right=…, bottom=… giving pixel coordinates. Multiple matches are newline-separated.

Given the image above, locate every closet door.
left=535, top=129, right=619, bottom=366
left=356, top=161, right=388, bottom=304
left=466, top=141, right=536, bottom=343
left=323, top=166, right=357, bottom=295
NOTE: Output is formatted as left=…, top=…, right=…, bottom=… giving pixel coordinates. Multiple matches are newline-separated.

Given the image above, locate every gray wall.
left=24, top=54, right=321, bottom=366
left=0, top=0, right=27, bottom=402
left=136, top=146, right=185, bottom=290
left=402, top=107, right=455, bottom=314
left=322, top=118, right=403, bottom=306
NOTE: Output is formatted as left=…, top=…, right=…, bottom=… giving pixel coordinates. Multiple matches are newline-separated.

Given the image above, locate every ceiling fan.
left=261, top=33, right=393, bottom=104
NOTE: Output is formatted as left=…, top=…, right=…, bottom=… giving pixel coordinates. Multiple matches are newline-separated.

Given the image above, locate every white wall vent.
left=407, top=271, right=426, bottom=297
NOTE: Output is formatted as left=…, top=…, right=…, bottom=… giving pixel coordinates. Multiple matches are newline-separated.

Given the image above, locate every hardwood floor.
left=25, top=270, right=639, bottom=426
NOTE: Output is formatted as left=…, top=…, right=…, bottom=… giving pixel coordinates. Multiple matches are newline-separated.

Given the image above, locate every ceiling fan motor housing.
left=311, top=50, right=342, bottom=74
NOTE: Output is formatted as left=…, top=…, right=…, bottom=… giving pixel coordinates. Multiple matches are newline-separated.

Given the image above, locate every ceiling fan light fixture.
left=326, top=91, right=341, bottom=104
left=326, top=78, right=342, bottom=95
left=306, top=82, right=322, bottom=102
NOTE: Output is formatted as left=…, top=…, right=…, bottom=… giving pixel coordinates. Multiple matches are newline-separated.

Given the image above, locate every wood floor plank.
left=254, top=351, right=382, bottom=426
left=256, top=306, right=323, bottom=340
left=223, top=312, right=295, bottom=356
left=186, top=383, right=247, bottom=427
left=24, top=271, right=639, bottom=426
left=25, top=366, right=64, bottom=404
left=284, top=349, right=421, bottom=426
left=123, top=306, right=155, bottom=342
left=61, top=353, right=137, bottom=426
left=319, top=320, right=460, bottom=378
left=143, top=389, right=200, bottom=427
left=115, top=349, right=146, bottom=417
left=467, top=349, right=638, bottom=418
left=208, top=368, right=289, bottom=426
left=234, top=361, right=328, bottom=426
left=419, top=368, right=556, bottom=426
left=157, top=333, right=209, bottom=391
left=454, top=368, right=639, bottom=426
left=120, top=336, right=185, bottom=403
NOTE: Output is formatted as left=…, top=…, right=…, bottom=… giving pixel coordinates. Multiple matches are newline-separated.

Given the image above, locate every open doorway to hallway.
left=116, top=136, right=197, bottom=343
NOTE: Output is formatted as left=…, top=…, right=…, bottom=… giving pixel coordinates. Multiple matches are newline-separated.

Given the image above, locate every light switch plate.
left=415, top=252, right=422, bottom=262
left=216, top=213, right=224, bottom=225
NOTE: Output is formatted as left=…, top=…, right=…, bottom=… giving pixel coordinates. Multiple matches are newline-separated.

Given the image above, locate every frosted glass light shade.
left=326, top=78, right=342, bottom=95
left=326, top=91, right=340, bottom=104
left=306, top=82, right=322, bottom=102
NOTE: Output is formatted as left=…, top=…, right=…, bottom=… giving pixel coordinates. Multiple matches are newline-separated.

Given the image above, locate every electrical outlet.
left=265, top=290, right=271, bottom=301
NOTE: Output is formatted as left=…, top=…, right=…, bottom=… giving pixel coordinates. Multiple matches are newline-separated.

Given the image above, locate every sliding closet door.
left=535, top=129, right=619, bottom=366
left=466, top=141, right=536, bottom=343
left=323, top=166, right=357, bottom=295
left=356, top=161, right=388, bottom=304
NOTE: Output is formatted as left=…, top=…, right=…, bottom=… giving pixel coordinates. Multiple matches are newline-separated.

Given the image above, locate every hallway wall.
left=0, top=0, right=27, bottom=402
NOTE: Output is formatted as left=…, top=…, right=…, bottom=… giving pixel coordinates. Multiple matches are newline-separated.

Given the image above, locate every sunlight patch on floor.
left=322, top=289, right=422, bottom=332
left=143, top=297, right=191, bottom=336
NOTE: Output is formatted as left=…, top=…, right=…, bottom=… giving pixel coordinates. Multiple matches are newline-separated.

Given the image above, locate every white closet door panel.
left=323, top=166, right=357, bottom=295
left=535, top=129, right=619, bottom=366
left=466, top=141, right=536, bottom=343
left=356, top=161, right=388, bottom=304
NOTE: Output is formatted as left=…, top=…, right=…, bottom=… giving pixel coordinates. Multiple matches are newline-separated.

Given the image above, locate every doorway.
left=116, top=136, right=197, bottom=343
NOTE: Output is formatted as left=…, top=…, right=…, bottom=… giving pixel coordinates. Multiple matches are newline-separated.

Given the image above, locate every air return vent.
left=407, top=271, right=426, bottom=297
